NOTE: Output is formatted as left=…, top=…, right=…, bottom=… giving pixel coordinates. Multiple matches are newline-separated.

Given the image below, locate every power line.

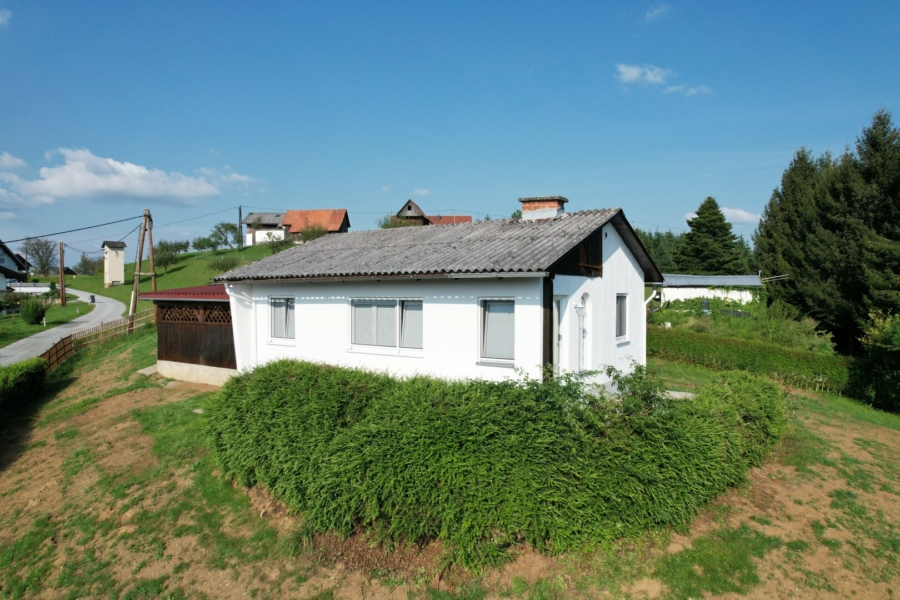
left=154, top=206, right=239, bottom=229
left=5, top=215, right=144, bottom=244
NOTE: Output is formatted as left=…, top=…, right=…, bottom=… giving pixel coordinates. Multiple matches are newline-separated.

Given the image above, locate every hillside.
left=1, top=333, right=899, bottom=598
left=60, top=244, right=271, bottom=315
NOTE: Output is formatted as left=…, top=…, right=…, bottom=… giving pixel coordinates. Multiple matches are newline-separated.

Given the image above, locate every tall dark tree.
left=635, top=228, right=683, bottom=273
left=676, top=197, right=747, bottom=274
left=755, top=110, right=900, bottom=351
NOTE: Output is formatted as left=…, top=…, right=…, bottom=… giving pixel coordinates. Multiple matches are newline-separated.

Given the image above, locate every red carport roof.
left=139, top=284, right=229, bottom=302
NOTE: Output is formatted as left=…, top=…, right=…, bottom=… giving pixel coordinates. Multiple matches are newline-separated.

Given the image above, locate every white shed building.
left=660, top=274, right=763, bottom=305
left=217, top=197, right=662, bottom=384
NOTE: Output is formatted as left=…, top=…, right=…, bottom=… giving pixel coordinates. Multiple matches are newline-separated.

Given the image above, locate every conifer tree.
left=676, top=197, right=746, bottom=274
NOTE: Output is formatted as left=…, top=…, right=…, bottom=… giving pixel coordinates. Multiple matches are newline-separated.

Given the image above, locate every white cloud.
left=0, top=152, right=25, bottom=169
left=8, top=148, right=220, bottom=204
left=665, top=84, right=712, bottom=97
left=685, top=212, right=698, bottom=221
left=0, top=211, right=14, bottom=219
left=412, top=188, right=431, bottom=196
left=615, top=64, right=672, bottom=85
left=616, top=64, right=711, bottom=97
left=380, top=185, right=392, bottom=193
left=0, top=9, right=11, bottom=26
left=644, top=5, right=669, bottom=22
left=722, top=207, right=761, bottom=224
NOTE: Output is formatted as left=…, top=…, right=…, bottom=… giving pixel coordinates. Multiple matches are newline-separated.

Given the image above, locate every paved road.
left=0, top=289, right=127, bottom=366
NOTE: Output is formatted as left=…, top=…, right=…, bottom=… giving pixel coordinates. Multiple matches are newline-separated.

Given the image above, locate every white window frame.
left=478, top=298, right=515, bottom=367
left=615, top=293, right=628, bottom=341
left=348, top=298, right=424, bottom=356
left=269, top=296, right=296, bottom=344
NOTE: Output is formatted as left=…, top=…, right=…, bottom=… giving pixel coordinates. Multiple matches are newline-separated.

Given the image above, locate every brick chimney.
left=518, top=196, right=568, bottom=221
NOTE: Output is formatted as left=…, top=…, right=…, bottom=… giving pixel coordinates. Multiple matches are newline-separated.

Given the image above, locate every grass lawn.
left=2, top=336, right=900, bottom=598
left=64, top=244, right=271, bottom=315
left=0, top=300, right=94, bottom=349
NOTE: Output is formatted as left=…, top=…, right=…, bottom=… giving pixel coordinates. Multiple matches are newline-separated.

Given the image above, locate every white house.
left=660, top=274, right=762, bottom=305
left=217, top=197, right=662, bottom=384
left=0, top=239, right=26, bottom=297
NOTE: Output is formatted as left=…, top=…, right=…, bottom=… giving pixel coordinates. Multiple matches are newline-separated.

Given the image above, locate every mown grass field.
left=0, top=298, right=94, bottom=350
left=1, top=335, right=900, bottom=598
left=62, top=244, right=271, bottom=315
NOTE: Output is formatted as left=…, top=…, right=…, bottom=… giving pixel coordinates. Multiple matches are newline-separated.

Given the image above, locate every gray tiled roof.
left=662, top=274, right=762, bottom=287
left=242, top=212, right=284, bottom=226
left=218, top=209, right=663, bottom=282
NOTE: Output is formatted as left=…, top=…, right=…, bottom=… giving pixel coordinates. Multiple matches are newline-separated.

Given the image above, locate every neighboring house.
left=47, top=266, right=77, bottom=276
left=660, top=274, right=763, bottom=304
left=242, top=209, right=351, bottom=246
left=102, top=241, right=127, bottom=287
left=139, top=285, right=238, bottom=385
left=14, top=253, right=33, bottom=273
left=0, top=239, right=27, bottom=296
left=281, top=209, right=350, bottom=238
left=394, top=199, right=473, bottom=226
left=242, top=212, right=286, bottom=246
left=217, top=196, right=662, bottom=384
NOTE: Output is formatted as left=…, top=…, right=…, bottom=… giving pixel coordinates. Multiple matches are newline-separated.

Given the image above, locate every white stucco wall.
left=553, top=223, right=647, bottom=379
left=225, top=223, right=648, bottom=383
left=103, top=247, right=125, bottom=287
left=660, top=287, right=755, bottom=304
left=245, top=229, right=285, bottom=247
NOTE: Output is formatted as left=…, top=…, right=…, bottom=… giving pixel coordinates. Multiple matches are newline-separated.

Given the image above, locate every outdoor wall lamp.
left=574, top=304, right=585, bottom=317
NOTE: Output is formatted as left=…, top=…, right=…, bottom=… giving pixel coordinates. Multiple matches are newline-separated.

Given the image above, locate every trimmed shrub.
left=205, top=360, right=786, bottom=569
left=20, top=298, right=48, bottom=325
left=648, top=326, right=851, bottom=394
left=208, top=255, right=239, bottom=272
left=0, top=358, right=48, bottom=410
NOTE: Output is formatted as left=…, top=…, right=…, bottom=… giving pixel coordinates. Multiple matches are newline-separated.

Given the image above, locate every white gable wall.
left=554, top=223, right=647, bottom=378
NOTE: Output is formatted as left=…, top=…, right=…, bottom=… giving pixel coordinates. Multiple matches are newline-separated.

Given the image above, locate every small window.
left=271, top=298, right=295, bottom=339
left=615, top=294, right=627, bottom=338
left=482, top=300, right=514, bottom=360
left=0, top=256, right=5, bottom=265
left=400, top=300, right=423, bottom=349
left=352, top=299, right=423, bottom=349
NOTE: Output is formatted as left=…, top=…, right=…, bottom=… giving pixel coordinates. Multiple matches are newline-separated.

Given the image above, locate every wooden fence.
left=40, top=308, right=156, bottom=371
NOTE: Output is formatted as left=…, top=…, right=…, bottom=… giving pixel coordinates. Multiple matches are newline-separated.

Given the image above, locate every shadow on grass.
left=0, top=355, right=82, bottom=473
left=0, top=326, right=159, bottom=474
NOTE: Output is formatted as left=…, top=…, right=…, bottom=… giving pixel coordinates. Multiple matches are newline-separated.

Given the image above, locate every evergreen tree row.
left=754, top=110, right=900, bottom=351
left=636, top=197, right=754, bottom=275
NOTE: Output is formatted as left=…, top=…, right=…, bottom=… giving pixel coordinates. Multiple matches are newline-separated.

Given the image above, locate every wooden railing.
left=40, top=308, right=156, bottom=371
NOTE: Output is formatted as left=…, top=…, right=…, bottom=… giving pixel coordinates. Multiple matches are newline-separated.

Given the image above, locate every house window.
left=352, top=299, right=423, bottom=349
left=482, top=300, right=514, bottom=361
left=615, top=294, right=627, bottom=338
left=271, top=298, right=295, bottom=339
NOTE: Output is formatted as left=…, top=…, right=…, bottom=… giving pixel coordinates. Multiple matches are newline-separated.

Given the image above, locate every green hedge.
left=205, top=361, right=786, bottom=569
left=0, top=358, right=48, bottom=411
left=648, top=327, right=851, bottom=394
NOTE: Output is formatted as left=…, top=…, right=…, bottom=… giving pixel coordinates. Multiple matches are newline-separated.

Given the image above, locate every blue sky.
left=1, top=1, right=898, bottom=259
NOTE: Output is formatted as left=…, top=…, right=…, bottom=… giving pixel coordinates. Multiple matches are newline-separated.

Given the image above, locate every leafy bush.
left=648, top=327, right=851, bottom=394
left=851, top=312, right=900, bottom=412
left=20, top=298, right=48, bottom=325
left=0, top=291, right=30, bottom=311
left=0, top=358, right=47, bottom=410
left=208, top=255, right=239, bottom=273
left=651, top=297, right=835, bottom=355
left=205, top=361, right=786, bottom=569
left=264, top=235, right=295, bottom=255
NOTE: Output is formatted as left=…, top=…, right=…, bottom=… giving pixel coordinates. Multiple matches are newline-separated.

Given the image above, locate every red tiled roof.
left=281, top=209, right=349, bottom=234
left=426, top=215, right=473, bottom=225
left=139, top=284, right=229, bottom=302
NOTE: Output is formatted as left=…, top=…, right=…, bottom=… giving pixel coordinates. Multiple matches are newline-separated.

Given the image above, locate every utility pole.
left=238, top=205, right=243, bottom=249
left=58, top=241, right=66, bottom=307
left=128, top=209, right=157, bottom=318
